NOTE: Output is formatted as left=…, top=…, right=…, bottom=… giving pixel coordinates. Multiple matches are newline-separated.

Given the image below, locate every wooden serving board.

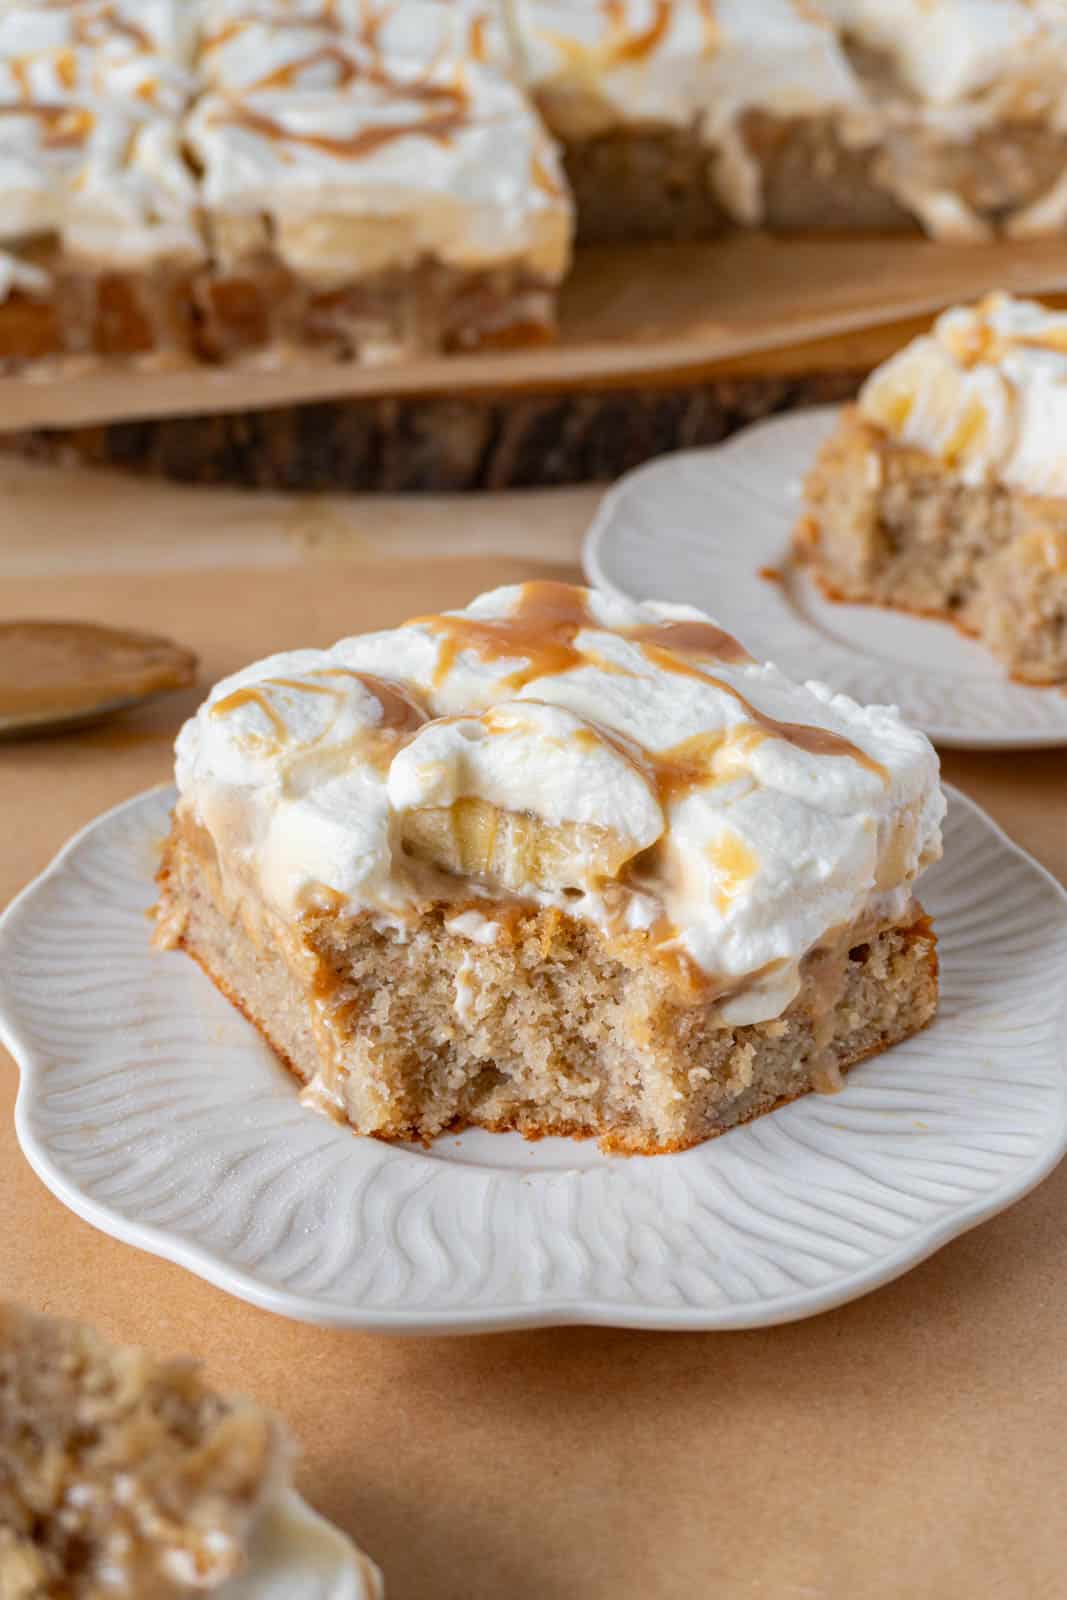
left=6, top=235, right=1067, bottom=491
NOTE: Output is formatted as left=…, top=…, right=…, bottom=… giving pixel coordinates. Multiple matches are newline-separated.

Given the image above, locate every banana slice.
left=388, top=701, right=664, bottom=894
left=401, top=797, right=638, bottom=893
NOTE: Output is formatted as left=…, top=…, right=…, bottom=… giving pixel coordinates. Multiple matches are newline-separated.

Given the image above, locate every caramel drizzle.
left=697, top=0, right=720, bottom=56
left=469, top=12, right=489, bottom=61
left=222, top=91, right=468, bottom=161
left=210, top=669, right=426, bottom=751
left=204, top=3, right=474, bottom=105
left=0, top=102, right=95, bottom=149
left=210, top=684, right=289, bottom=744
left=10, top=58, right=31, bottom=97
left=413, top=582, right=883, bottom=784
left=202, top=7, right=347, bottom=54
left=635, top=639, right=888, bottom=784
left=251, top=43, right=364, bottom=91
left=415, top=581, right=751, bottom=694
left=570, top=719, right=726, bottom=809
left=603, top=0, right=673, bottom=63
left=82, top=8, right=153, bottom=53
left=325, top=669, right=427, bottom=732
left=545, top=0, right=672, bottom=72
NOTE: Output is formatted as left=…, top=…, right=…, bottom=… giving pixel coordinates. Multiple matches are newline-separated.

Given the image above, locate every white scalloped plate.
left=583, top=407, right=1067, bottom=750
left=2, top=786, right=1065, bottom=1333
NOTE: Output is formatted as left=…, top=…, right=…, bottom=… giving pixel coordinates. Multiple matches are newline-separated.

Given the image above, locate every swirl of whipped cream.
left=175, top=584, right=944, bottom=1021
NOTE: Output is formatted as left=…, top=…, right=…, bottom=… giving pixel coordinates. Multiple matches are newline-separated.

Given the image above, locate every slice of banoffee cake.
left=155, top=582, right=944, bottom=1155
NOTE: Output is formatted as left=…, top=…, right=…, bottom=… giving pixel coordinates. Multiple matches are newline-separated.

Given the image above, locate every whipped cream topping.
left=514, top=0, right=864, bottom=192
left=826, top=0, right=1067, bottom=111
left=387, top=699, right=665, bottom=849
left=860, top=292, right=1067, bottom=497
left=0, top=100, right=202, bottom=265
left=199, top=0, right=505, bottom=94
left=175, top=582, right=943, bottom=1021
left=0, top=0, right=566, bottom=294
left=513, top=0, right=1067, bottom=236
left=185, top=56, right=571, bottom=281
left=0, top=1, right=196, bottom=113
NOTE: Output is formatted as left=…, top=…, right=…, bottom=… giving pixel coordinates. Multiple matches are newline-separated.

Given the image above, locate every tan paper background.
left=4, top=235, right=1067, bottom=430
left=2, top=459, right=1067, bottom=1598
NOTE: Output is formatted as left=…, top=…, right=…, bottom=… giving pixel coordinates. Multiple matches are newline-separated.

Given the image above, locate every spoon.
left=0, top=620, right=197, bottom=739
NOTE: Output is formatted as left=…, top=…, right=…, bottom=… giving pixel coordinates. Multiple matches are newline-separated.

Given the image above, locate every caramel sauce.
left=545, top=0, right=671, bottom=71
left=416, top=583, right=884, bottom=788
left=707, top=830, right=759, bottom=913
left=254, top=43, right=362, bottom=91
left=0, top=103, right=94, bottom=148
left=697, top=0, right=720, bottom=55
left=646, top=731, right=728, bottom=805
left=633, top=618, right=752, bottom=668
left=416, top=581, right=751, bottom=694
left=327, top=670, right=427, bottom=732
left=295, top=881, right=347, bottom=916
left=92, top=10, right=152, bottom=53
left=202, top=5, right=345, bottom=53
left=744, top=704, right=887, bottom=781
left=210, top=684, right=289, bottom=746
left=226, top=101, right=468, bottom=162
left=469, top=13, right=489, bottom=61
left=210, top=669, right=426, bottom=751
left=628, top=639, right=887, bottom=784
left=417, top=582, right=598, bottom=691
left=604, top=0, right=672, bottom=64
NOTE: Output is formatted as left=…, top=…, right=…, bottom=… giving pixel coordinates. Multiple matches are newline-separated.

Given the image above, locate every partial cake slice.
left=156, top=581, right=943, bottom=1156
left=185, top=1, right=571, bottom=363
left=0, top=1302, right=383, bottom=1599
left=827, top=0, right=1067, bottom=241
left=0, top=2, right=203, bottom=370
left=511, top=0, right=1067, bottom=243
left=798, top=292, right=1067, bottom=684
left=509, top=0, right=879, bottom=242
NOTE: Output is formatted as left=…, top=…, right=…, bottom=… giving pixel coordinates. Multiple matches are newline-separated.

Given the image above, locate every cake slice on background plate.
left=798, top=292, right=1067, bottom=684
left=156, top=582, right=944, bottom=1156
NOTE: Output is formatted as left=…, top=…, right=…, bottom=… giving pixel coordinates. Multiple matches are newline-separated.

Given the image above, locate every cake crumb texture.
left=0, top=1302, right=285, bottom=1600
